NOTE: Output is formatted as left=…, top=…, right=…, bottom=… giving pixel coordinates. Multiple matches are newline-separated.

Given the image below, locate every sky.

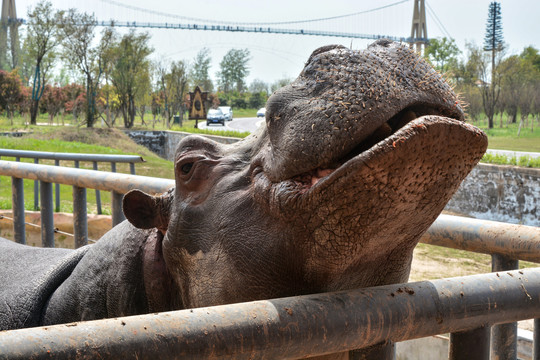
left=13, top=0, right=540, bottom=87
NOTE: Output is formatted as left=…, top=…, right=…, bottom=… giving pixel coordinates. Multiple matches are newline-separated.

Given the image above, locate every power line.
left=98, top=0, right=411, bottom=26
left=425, top=1, right=453, bottom=39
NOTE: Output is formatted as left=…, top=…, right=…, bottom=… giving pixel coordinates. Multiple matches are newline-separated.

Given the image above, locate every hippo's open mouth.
left=290, top=104, right=465, bottom=191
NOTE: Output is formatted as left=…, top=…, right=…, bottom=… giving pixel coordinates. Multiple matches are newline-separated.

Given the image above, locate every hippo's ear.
left=123, top=189, right=173, bottom=232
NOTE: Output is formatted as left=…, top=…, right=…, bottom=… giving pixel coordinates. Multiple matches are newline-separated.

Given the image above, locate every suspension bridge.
left=0, top=0, right=440, bottom=69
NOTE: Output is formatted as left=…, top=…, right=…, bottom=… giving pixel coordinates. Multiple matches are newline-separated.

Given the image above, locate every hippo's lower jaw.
left=253, top=115, right=487, bottom=289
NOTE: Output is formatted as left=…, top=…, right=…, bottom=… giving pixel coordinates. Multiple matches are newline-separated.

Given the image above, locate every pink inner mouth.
left=292, top=167, right=335, bottom=189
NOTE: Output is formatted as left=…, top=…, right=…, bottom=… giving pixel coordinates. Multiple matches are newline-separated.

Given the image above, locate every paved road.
left=198, top=117, right=264, bottom=133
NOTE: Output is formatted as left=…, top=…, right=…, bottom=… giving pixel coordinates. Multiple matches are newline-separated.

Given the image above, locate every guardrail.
left=0, top=160, right=173, bottom=247
left=0, top=149, right=145, bottom=214
left=0, top=159, right=539, bottom=359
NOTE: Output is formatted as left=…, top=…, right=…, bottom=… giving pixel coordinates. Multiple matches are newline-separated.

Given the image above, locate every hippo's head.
left=124, top=40, right=487, bottom=309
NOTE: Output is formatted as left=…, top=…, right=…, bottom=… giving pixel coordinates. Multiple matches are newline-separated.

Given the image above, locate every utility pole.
left=0, top=0, right=21, bottom=70
left=410, top=0, right=428, bottom=54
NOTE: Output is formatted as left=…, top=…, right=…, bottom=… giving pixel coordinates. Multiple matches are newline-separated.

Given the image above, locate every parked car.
left=207, top=109, right=226, bottom=126
left=257, top=108, right=266, bottom=117
left=219, top=106, right=233, bottom=121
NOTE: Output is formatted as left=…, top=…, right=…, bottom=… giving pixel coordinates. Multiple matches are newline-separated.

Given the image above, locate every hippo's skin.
left=0, top=40, right=487, bottom=358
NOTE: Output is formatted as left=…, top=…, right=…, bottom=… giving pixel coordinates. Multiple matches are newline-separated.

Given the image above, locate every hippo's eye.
left=180, top=162, right=193, bottom=175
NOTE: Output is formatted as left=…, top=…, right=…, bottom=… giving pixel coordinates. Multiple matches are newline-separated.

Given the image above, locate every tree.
left=24, top=0, right=62, bottom=125
left=110, top=30, right=153, bottom=128
left=249, top=92, right=267, bottom=109
left=59, top=10, right=115, bottom=127
left=190, top=48, right=213, bottom=92
left=271, top=77, right=293, bottom=93
left=483, top=2, right=504, bottom=128
left=62, top=83, right=85, bottom=122
left=425, top=37, right=461, bottom=73
left=0, top=68, right=23, bottom=123
left=41, top=84, right=66, bottom=124
left=249, top=79, right=269, bottom=94
left=467, top=43, right=505, bottom=129
left=217, top=48, right=250, bottom=94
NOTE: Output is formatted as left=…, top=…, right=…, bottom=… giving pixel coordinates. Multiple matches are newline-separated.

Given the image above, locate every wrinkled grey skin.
left=0, top=40, right=487, bottom=358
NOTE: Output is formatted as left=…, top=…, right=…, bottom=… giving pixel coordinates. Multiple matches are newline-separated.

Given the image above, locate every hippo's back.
left=0, top=237, right=88, bottom=330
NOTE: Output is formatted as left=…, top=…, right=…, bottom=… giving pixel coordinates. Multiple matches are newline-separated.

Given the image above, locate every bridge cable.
left=98, top=0, right=410, bottom=26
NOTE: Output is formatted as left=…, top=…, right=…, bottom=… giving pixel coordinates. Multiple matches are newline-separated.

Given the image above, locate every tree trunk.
left=30, top=99, right=39, bottom=125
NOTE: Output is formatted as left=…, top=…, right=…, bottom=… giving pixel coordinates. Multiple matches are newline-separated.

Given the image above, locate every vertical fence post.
left=111, top=191, right=125, bottom=226
left=72, top=186, right=88, bottom=248
left=40, top=181, right=54, bottom=248
left=130, top=162, right=136, bottom=175
left=534, top=318, right=540, bottom=360
left=54, top=159, right=60, bottom=212
left=111, top=162, right=116, bottom=173
left=449, top=326, right=490, bottom=360
left=93, top=161, right=102, bottom=215
left=34, top=158, right=39, bottom=210
left=491, top=254, right=519, bottom=360
left=11, top=177, right=25, bottom=244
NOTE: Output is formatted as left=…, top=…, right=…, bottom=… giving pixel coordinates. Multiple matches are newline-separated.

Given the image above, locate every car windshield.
left=208, top=110, right=222, bottom=116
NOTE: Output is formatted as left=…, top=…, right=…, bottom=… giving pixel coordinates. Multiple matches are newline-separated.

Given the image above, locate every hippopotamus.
left=0, top=40, right=487, bottom=358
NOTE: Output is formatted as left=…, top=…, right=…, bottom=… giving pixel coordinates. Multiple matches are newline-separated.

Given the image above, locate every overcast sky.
left=14, top=0, right=540, bottom=87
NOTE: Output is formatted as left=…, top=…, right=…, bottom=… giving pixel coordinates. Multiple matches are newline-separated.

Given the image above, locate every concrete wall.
left=126, top=131, right=539, bottom=227
left=445, top=163, right=539, bottom=227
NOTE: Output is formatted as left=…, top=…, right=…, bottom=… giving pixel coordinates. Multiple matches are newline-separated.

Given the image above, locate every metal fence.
left=0, top=159, right=173, bottom=247
left=0, top=159, right=539, bottom=359
left=0, top=149, right=145, bottom=214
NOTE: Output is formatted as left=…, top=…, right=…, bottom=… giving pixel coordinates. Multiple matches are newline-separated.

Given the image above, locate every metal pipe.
left=421, top=214, right=540, bottom=262
left=72, top=186, right=87, bottom=248
left=534, top=318, right=540, bottom=360
left=491, top=254, right=519, bottom=360
left=130, top=162, right=136, bottom=175
left=0, top=160, right=174, bottom=195
left=54, top=159, right=60, bottom=212
left=449, top=326, right=490, bottom=360
left=111, top=191, right=125, bottom=226
left=111, top=161, right=116, bottom=173
left=39, top=181, right=54, bottom=248
left=1, top=269, right=539, bottom=360
left=93, top=161, right=102, bottom=215
left=11, top=177, right=25, bottom=244
left=0, top=149, right=145, bottom=163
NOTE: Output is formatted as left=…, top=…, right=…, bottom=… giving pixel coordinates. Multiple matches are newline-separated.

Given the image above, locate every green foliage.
left=189, top=48, right=213, bottom=92
left=481, top=153, right=540, bottom=168
left=216, top=48, right=250, bottom=94
left=425, top=37, right=461, bottom=73
left=484, top=2, right=504, bottom=52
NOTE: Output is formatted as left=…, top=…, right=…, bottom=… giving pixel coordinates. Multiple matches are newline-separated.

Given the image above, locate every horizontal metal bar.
left=421, top=214, right=540, bottom=262
left=1, top=268, right=539, bottom=360
left=0, top=160, right=173, bottom=195
left=0, top=149, right=145, bottom=163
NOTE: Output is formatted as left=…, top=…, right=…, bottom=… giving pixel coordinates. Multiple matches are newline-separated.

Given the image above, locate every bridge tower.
left=0, top=0, right=20, bottom=70
left=410, top=0, right=428, bottom=54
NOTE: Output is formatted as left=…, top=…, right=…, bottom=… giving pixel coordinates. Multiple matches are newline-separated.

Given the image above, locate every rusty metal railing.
left=0, top=159, right=539, bottom=359
left=0, top=148, right=145, bottom=214
left=0, top=268, right=539, bottom=359
left=0, top=160, right=174, bottom=247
